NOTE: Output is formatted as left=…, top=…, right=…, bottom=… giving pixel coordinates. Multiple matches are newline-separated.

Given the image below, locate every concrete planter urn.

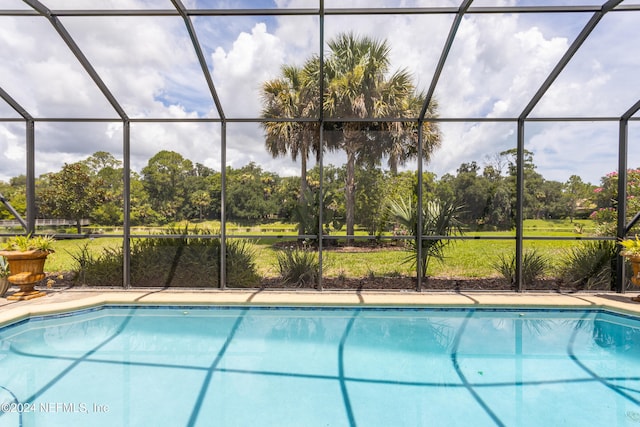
left=0, top=250, right=51, bottom=300
left=0, top=235, right=54, bottom=301
left=620, top=254, right=640, bottom=303
left=0, top=256, right=9, bottom=297
left=620, top=235, right=640, bottom=303
left=626, top=255, right=640, bottom=286
left=0, top=277, right=9, bottom=297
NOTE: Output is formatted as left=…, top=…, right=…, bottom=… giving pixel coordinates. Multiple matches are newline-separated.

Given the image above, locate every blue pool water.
left=0, top=306, right=640, bottom=427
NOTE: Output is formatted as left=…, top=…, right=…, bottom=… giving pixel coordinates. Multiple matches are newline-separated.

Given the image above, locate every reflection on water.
left=592, top=314, right=640, bottom=353
left=0, top=307, right=639, bottom=427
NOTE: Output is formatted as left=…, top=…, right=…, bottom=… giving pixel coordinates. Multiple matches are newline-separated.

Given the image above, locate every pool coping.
left=2, top=288, right=640, bottom=327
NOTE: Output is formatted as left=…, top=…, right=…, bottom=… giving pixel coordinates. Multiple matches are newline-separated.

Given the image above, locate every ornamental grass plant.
left=275, top=246, right=320, bottom=287
left=491, top=249, right=548, bottom=286
left=559, top=240, right=618, bottom=290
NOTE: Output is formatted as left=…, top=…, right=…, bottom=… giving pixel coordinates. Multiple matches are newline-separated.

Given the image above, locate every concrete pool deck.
left=2, top=287, right=640, bottom=326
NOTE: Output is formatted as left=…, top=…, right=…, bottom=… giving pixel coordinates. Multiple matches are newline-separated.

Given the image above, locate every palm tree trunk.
left=298, top=153, right=308, bottom=237
left=389, top=153, right=398, bottom=176
left=345, top=148, right=356, bottom=245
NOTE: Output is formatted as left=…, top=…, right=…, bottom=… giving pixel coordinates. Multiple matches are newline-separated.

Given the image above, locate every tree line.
left=0, top=148, right=603, bottom=234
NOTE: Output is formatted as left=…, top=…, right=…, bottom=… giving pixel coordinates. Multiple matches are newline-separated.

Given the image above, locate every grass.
left=324, top=250, right=414, bottom=278
left=44, top=237, right=122, bottom=272
left=30, top=219, right=603, bottom=281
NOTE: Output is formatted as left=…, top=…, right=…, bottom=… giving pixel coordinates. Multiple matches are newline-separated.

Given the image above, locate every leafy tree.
left=274, top=176, right=301, bottom=221
left=498, top=148, right=552, bottom=221
left=202, top=171, right=222, bottom=220
left=142, top=150, right=194, bottom=223
left=226, top=162, right=279, bottom=221
left=130, top=172, right=161, bottom=226
left=485, top=182, right=513, bottom=229
left=388, top=171, right=421, bottom=205
left=38, top=162, right=106, bottom=233
left=482, top=164, right=502, bottom=181
left=0, top=176, right=27, bottom=220
left=452, top=161, right=489, bottom=225
left=180, top=163, right=219, bottom=221
left=306, top=163, right=346, bottom=222
left=535, top=179, right=569, bottom=219
left=436, top=160, right=516, bottom=230
left=190, top=190, right=211, bottom=221
left=354, top=166, right=386, bottom=235
left=564, top=174, right=594, bottom=221
left=83, top=150, right=121, bottom=172
left=83, top=152, right=123, bottom=226
left=499, top=148, right=535, bottom=177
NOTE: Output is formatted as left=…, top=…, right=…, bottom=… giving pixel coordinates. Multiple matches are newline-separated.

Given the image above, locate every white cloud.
left=0, top=4, right=638, bottom=188
left=532, top=12, right=640, bottom=118
left=129, top=122, right=222, bottom=173
left=211, top=22, right=286, bottom=118
left=0, top=17, right=115, bottom=117
left=0, top=124, right=24, bottom=166
left=432, top=122, right=517, bottom=180
left=437, top=15, right=571, bottom=118
left=62, top=15, right=214, bottom=118
left=526, top=122, right=619, bottom=182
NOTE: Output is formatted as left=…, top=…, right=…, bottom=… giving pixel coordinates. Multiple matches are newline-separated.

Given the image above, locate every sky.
left=0, top=0, right=639, bottom=186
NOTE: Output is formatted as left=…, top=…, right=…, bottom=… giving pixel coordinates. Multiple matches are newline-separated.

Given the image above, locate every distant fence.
left=0, top=219, right=90, bottom=227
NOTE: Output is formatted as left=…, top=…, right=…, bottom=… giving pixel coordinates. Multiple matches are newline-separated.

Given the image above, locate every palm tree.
left=321, top=32, right=441, bottom=243
left=261, top=65, right=320, bottom=236
left=388, top=197, right=464, bottom=289
left=261, top=33, right=441, bottom=244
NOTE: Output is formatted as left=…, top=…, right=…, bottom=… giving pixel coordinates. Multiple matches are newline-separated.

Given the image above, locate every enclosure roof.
left=1, top=1, right=639, bottom=123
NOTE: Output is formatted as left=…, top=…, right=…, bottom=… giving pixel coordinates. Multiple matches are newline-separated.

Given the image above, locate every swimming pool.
left=0, top=305, right=639, bottom=426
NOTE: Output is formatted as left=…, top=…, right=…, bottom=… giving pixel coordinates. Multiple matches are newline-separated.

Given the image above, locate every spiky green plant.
left=225, top=239, right=261, bottom=288
left=491, top=249, right=548, bottom=285
left=619, top=234, right=640, bottom=257
left=3, top=234, right=55, bottom=252
left=387, top=197, right=464, bottom=279
left=275, top=247, right=320, bottom=287
left=559, top=240, right=618, bottom=290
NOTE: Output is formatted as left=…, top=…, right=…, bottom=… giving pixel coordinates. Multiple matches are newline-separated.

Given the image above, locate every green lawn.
left=44, top=237, right=122, bottom=273
left=38, top=218, right=600, bottom=280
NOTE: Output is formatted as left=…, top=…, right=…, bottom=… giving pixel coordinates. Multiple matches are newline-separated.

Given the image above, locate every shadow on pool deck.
left=1, top=285, right=640, bottom=323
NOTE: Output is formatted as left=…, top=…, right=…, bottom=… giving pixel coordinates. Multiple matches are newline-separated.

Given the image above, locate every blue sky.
left=0, top=0, right=638, bottom=186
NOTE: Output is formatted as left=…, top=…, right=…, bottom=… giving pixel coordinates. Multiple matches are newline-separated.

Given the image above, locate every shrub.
left=276, top=247, right=320, bottom=287
left=491, top=249, right=547, bottom=285
left=68, top=243, right=123, bottom=287
left=590, top=207, right=617, bottom=224
left=225, top=239, right=261, bottom=288
left=70, top=227, right=260, bottom=288
left=558, top=240, right=618, bottom=290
